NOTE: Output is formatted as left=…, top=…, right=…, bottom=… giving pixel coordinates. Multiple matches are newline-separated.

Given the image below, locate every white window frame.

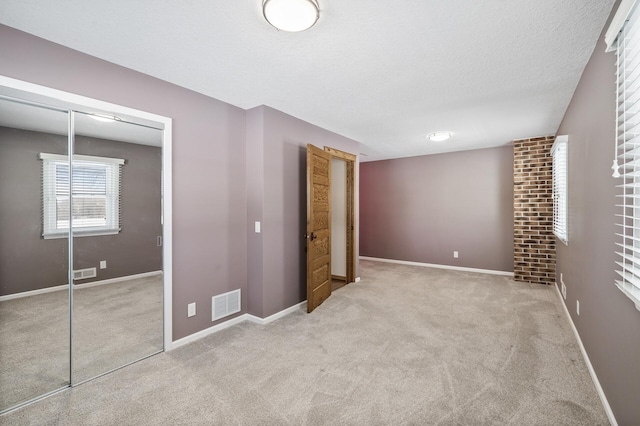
left=551, top=135, right=568, bottom=245
left=40, top=153, right=124, bottom=239
left=610, top=0, right=640, bottom=311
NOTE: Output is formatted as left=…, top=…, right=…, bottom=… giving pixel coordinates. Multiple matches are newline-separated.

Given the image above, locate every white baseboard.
left=360, top=256, right=514, bottom=277
left=169, top=313, right=248, bottom=350
left=75, top=270, right=162, bottom=289
left=554, top=285, right=617, bottom=426
left=246, top=301, right=306, bottom=325
left=0, top=270, right=163, bottom=302
left=168, top=300, right=307, bottom=350
left=0, top=283, right=68, bottom=302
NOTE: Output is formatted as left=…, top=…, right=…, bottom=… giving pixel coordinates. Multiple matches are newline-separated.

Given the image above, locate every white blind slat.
left=616, top=242, right=640, bottom=256
left=615, top=268, right=640, bottom=289
left=616, top=252, right=640, bottom=268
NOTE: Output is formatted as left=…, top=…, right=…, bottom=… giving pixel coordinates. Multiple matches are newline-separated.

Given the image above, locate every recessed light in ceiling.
left=263, top=0, right=319, bottom=32
left=427, top=131, right=452, bottom=142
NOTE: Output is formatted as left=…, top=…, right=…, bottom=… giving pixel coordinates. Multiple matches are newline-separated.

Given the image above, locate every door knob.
left=304, top=232, right=317, bottom=241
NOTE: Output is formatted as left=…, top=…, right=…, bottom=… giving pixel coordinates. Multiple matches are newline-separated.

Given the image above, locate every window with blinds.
left=613, top=0, right=640, bottom=310
left=552, top=135, right=568, bottom=244
left=40, top=153, right=124, bottom=239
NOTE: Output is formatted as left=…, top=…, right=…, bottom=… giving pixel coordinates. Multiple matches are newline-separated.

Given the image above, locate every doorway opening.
left=305, top=144, right=357, bottom=313
left=325, top=147, right=356, bottom=292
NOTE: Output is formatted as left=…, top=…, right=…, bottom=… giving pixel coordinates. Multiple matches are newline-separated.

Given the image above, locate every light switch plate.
left=100, top=260, right=107, bottom=269
left=255, top=221, right=261, bottom=233
left=188, top=302, right=196, bottom=318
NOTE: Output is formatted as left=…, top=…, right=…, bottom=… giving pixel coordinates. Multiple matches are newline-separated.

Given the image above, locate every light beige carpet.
left=0, top=275, right=163, bottom=412
left=0, top=261, right=608, bottom=425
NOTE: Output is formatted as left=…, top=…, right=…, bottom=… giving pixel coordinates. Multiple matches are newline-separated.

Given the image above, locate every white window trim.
left=551, top=135, right=568, bottom=245
left=40, top=153, right=124, bottom=239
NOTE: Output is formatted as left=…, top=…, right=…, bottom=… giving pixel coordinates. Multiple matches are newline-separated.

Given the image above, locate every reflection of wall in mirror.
left=0, top=126, right=162, bottom=297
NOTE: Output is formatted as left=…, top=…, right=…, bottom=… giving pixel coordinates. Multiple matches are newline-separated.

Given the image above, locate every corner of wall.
left=512, top=136, right=556, bottom=285
left=245, top=107, right=265, bottom=318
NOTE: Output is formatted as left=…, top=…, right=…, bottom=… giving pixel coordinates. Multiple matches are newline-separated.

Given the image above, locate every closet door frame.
left=0, top=76, right=174, bottom=355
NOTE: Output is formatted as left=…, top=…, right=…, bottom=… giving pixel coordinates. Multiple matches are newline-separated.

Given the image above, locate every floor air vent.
left=212, top=289, right=241, bottom=321
left=73, top=267, right=97, bottom=280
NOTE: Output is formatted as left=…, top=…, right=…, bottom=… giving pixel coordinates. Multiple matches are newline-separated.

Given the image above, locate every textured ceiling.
left=0, top=0, right=615, bottom=161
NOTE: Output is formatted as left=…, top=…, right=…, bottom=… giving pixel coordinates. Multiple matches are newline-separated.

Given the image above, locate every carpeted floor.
left=0, top=261, right=608, bottom=425
left=0, top=275, right=163, bottom=412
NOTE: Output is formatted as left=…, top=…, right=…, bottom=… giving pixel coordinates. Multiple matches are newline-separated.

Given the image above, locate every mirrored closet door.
left=0, top=97, right=71, bottom=411
left=71, top=111, right=163, bottom=384
left=0, top=84, right=166, bottom=413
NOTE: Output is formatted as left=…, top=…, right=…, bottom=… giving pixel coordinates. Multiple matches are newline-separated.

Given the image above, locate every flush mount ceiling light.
left=263, top=0, right=319, bottom=32
left=427, top=131, right=452, bottom=142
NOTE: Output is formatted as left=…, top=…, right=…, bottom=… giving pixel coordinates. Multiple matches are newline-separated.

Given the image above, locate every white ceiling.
left=0, top=0, right=615, bottom=161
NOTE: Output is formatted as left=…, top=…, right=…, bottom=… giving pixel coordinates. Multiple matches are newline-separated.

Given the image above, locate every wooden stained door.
left=306, top=144, right=332, bottom=313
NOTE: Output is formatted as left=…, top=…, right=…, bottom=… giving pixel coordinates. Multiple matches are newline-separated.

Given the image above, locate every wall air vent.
left=73, top=267, right=97, bottom=280
left=212, top=289, right=241, bottom=322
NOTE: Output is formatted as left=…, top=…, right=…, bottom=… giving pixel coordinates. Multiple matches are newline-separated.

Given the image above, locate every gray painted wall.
left=0, top=25, right=247, bottom=340
left=246, top=106, right=360, bottom=318
left=555, top=2, right=640, bottom=422
left=0, top=127, right=162, bottom=297
left=360, top=146, right=514, bottom=272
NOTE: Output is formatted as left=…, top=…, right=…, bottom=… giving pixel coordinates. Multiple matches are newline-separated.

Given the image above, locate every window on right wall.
left=551, top=135, right=568, bottom=245
left=610, top=0, right=640, bottom=311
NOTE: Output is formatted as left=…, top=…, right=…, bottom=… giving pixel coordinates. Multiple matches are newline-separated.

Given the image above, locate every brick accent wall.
left=513, top=136, right=556, bottom=285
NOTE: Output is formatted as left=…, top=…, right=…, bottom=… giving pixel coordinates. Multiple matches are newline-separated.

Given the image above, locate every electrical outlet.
left=100, top=260, right=107, bottom=269
left=576, top=300, right=580, bottom=316
left=453, top=251, right=459, bottom=259
left=188, top=302, right=196, bottom=318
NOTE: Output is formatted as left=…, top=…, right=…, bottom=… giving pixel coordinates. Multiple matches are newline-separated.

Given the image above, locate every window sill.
left=615, top=281, right=640, bottom=312
left=43, top=229, right=120, bottom=240
left=553, top=231, right=568, bottom=246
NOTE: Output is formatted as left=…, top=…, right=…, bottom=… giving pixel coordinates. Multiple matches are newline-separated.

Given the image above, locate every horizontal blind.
left=40, top=153, right=124, bottom=236
left=41, top=155, right=65, bottom=236
left=76, top=163, right=106, bottom=228
left=105, top=161, right=123, bottom=232
left=551, top=137, right=568, bottom=243
left=615, top=2, right=640, bottom=308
